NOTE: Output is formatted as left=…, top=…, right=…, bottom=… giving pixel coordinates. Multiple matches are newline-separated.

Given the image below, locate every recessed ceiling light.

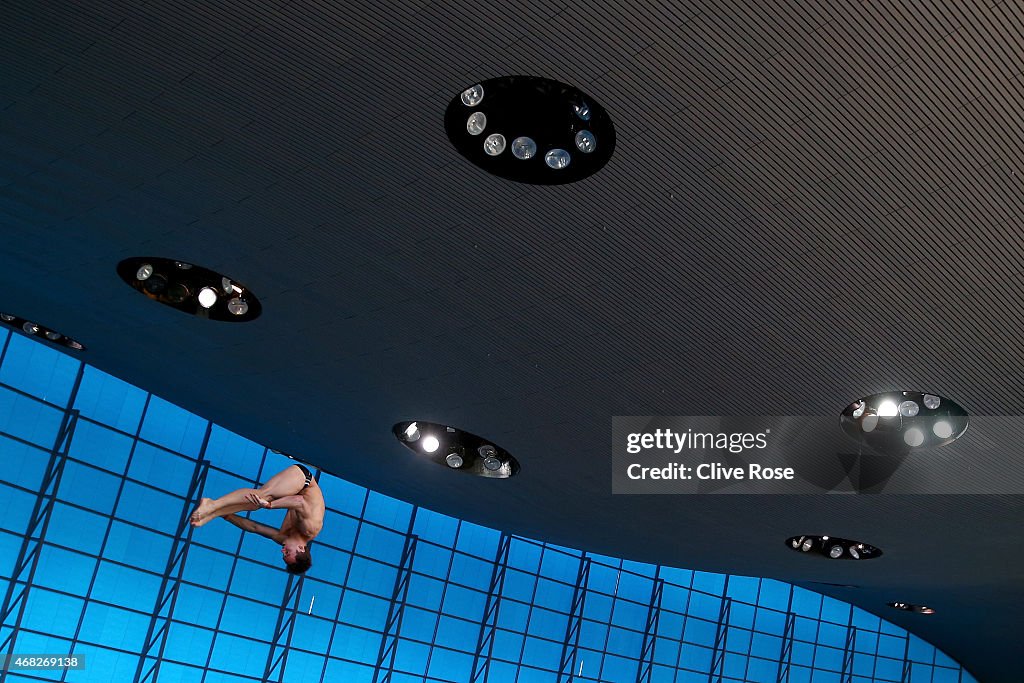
left=198, top=287, right=218, bottom=308
left=445, top=75, right=615, bottom=185
left=840, top=391, right=968, bottom=454
left=887, top=602, right=935, bottom=615
left=786, top=535, right=881, bottom=560
left=393, top=421, right=519, bottom=478
left=118, top=258, right=262, bottom=322
left=0, top=313, right=85, bottom=351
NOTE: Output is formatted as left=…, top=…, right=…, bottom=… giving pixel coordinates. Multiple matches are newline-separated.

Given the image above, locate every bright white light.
left=511, top=136, right=536, bottom=160
left=829, top=545, right=843, bottom=558
left=933, top=421, right=953, bottom=439
left=851, top=401, right=865, bottom=418
left=574, top=101, right=591, bottom=121
left=483, top=133, right=506, bottom=156
left=198, top=287, right=218, bottom=308
left=801, top=538, right=813, bottom=552
left=545, top=149, right=570, bottom=169
left=923, top=394, right=941, bottom=409
left=903, top=427, right=925, bottom=447
left=136, top=264, right=154, bottom=281
left=461, top=84, right=484, bottom=107
left=466, top=112, right=487, bottom=136
left=862, top=414, right=879, bottom=433
left=422, top=435, right=440, bottom=453
left=877, top=400, right=898, bottom=417
left=849, top=546, right=860, bottom=559
left=575, top=130, right=596, bottom=153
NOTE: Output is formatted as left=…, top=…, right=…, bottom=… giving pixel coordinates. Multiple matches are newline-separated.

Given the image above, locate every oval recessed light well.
left=117, top=257, right=261, bottom=322
left=444, top=75, right=615, bottom=185
left=784, top=536, right=882, bottom=560
left=393, top=420, right=519, bottom=478
left=888, top=602, right=935, bottom=615
left=840, top=391, right=968, bottom=455
left=0, top=312, right=86, bottom=351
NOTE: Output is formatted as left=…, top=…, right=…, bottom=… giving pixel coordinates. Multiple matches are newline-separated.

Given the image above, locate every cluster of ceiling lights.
left=888, top=602, right=935, bottom=615
left=1, top=312, right=85, bottom=351
left=445, top=76, right=615, bottom=185
left=785, top=535, right=881, bottom=560
left=393, top=420, right=518, bottom=478
left=840, top=391, right=968, bottom=454
left=117, top=257, right=261, bottom=322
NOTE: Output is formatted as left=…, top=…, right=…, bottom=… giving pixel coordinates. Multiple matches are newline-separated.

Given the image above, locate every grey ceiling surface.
left=2, top=1, right=1024, bottom=680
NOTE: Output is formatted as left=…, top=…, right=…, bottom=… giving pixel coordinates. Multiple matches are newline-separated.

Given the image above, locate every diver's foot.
left=190, top=497, right=214, bottom=527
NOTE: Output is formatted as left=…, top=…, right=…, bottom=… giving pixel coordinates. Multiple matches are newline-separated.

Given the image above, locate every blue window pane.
left=0, top=333, right=79, bottom=406
left=0, top=435, right=49, bottom=490
left=363, top=490, right=412, bottom=532
left=204, top=426, right=265, bottom=486
left=0, top=385, right=65, bottom=447
left=69, top=419, right=134, bottom=474
left=73, top=366, right=147, bottom=433
left=208, top=632, right=269, bottom=679
left=138, top=396, right=207, bottom=457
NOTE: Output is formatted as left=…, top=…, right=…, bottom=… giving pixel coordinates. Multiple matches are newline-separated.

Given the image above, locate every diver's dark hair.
left=285, top=548, right=312, bottom=575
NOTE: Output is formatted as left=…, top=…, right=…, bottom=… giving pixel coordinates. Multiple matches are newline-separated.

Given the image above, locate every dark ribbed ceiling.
left=2, top=2, right=1023, bottom=680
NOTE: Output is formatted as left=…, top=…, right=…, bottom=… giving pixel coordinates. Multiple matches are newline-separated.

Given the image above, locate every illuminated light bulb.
left=198, top=287, right=218, bottom=308
left=545, top=149, right=570, bottom=169
left=466, top=112, right=487, bottom=136
left=483, top=133, right=506, bottom=156
left=933, top=421, right=953, bottom=439
left=136, top=263, right=154, bottom=281
left=422, top=436, right=440, bottom=453
left=903, top=428, right=925, bottom=447
left=575, top=130, right=596, bottom=153
left=877, top=400, right=898, bottom=417
left=227, top=298, right=249, bottom=316
left=511, top=136, right=537, bottom=160
left=899, top=400, right=919, bottom=417
left=923, top=394, right=941, bottom=409
left=404, top=422, right=421, bottom=442
left=461, top=84, right=484, bottom=107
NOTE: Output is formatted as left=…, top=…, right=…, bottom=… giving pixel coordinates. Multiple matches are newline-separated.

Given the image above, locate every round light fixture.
left=840, top=391, right=968, bottom=454
left=198, top=287, right=218, bottom=308
left=511, top=136, right=537, bottom=160
left=467, top=112, right=487, bottom=136
left=785, top=535, right=881, bottom=560
left=21, top=322, right=39, bottom=334
left=117, top=258, right=262, bottom=322
left=392, top=421, right=519, bottom=478
left=445, top=75, right=615, bottom=185
left=483, top=133, right=506, bottom=156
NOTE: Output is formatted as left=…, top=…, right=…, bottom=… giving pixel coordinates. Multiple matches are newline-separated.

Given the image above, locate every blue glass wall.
left=0, top=328, right=974, bottom=683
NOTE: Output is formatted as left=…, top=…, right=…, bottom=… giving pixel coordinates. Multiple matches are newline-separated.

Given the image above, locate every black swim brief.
left=294, top=463, right=313, bottom=489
